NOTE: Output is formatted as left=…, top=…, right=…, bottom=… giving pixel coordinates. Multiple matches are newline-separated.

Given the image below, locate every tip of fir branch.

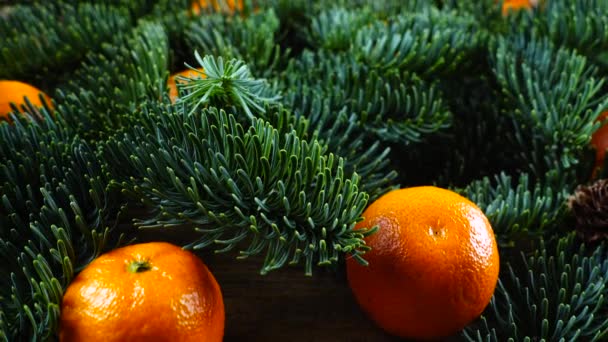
left=176, top=51, right=281, bottom=119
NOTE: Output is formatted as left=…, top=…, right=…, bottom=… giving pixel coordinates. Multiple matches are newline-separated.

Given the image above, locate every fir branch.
left=0, top=114, right=126, bottom=340
left=531, top=0, right=608, bottom=59
left=60, top=0, right=161, bottom=18
left=3, top=2, right=608, bottom=339
left=439, top=1, right=505, bottom=34
left=304, top=7, right=374, bottom=52
left=358, top=71, right=452, bottom=145
left=139, top=0, right=191, bottom=20
left=185, top=9, right=290, bottom=78
left=492, top=34, right=608, bottom=177
left=311, top=0, right=432, bottom=15
left=0, top=2, right=133, bottom=81
left=123, top=0, right=195, bottom=70
left=135, top=0, right=193, bottom=48
left=253, top=103, right=310, bottom=141
left=464, top=234, right=608, bottom=341
left=368, top=0, right=434, bottom=14
left=0, top=312, right=6, bottom=342
left=354, top=8, right=483, bottom=76
left=101, top=103, right=371, bottom=275
left=285, top=51, right=453, bottom=146
left=283, top=50, right=451, bottom=195
left=284, top=87, right=398, bottom=200
left=54, top=20, right=170, bottom=141
left=457, top=172, right=569, bottom=246
left=177, top=53, right=281, bottom=120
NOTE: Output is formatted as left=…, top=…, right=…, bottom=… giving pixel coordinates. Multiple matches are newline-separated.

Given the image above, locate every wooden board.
left=201, top=252, right=401, bottom=342
left=199, top=251, right=464, bottom=342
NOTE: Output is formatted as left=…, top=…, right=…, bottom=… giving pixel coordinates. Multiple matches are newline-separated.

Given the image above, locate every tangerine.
left=167, top=67, right=206, bottom=103
left=0, top=80, right=52, bottom=121
left=346, top=186, right=499, bottom=340
left=500, top=0, right=532, bottom=15
left=591, top=111, right=608, bottom=178
left=59, top=242, right=224, bottom=342
left=191, top=0, right=244, bottom=16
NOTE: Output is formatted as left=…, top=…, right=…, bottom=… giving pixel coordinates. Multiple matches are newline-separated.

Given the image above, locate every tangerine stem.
left=127, top=260, right=152, bottom=273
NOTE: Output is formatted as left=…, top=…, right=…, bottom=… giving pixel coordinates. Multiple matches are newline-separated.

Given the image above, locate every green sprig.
left=464, top=234, right=608, bottom=341
left=102, top=103, right=370, bottom=275
left=177, top=52, right=282, bottom=119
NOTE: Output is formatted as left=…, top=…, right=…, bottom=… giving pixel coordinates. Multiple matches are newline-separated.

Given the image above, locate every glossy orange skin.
left=59, top=242, right=224, bottom=342
left=0, top=80, right=52, bottom=120
left=591, top=111, right=608, bottom=177
left=167, top=68, right=206, bottom=103
left=346, top=186, right=499, bottom=340
left=191, top=0, right=244, bottom=15
left=500, top=0, right=532, bottom=15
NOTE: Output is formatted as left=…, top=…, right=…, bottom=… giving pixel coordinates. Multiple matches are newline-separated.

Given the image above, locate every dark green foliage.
left=432, top=70, right=517, bottom=187
left=527, top=0, right=608, bottom=59
left=55, top=21, right=170, bottom=140
left=0, top=111, right=126, bottom=340
left=284, top=86, right=398, bottom=200
left=457, top=173, right=569, bottom=246
left=256, top=0, right=312, bottom=55
left=304, top=7, right=374, bottom=52
left=0, top=3, right=132, bottom=82
left=2, top=0, right=608, bottom=340
left=285, top=51, right=453, bottom=146
left=464, top=234, right=608, bottom=341
left=102, top=103, right=371, bottom=275
left=491, top=34, right=608, bottom=178
left=311, top=0, right=432, bottom=15
left=438, top=1, right=504, bottom=33
left=354, top=9, right=483, bottom=76
left=282, top=49, right=450, bottom=195
left=185, top=9, right=290, bottom=78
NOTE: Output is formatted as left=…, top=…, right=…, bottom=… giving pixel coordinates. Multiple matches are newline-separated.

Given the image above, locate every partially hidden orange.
left=191, top=0, right=244, bottom=16
left=346, top=186, right=499, bottom=340
left=500, top=0, right=532, bottom=15
left=591, top=111, right=608, bottom=178
left=167, top=67, right=206, bottom=103
left=0, top=80, right=52, bottom=121
left=59, top=242, right=224, bottom=342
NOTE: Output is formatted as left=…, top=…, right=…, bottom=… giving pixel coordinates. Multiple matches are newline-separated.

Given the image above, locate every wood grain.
left=200, top=251, right=403, bottom=342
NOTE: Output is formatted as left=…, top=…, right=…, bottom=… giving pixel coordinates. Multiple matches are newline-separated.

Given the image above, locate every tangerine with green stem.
left=59, top=242, right=224, bottom=342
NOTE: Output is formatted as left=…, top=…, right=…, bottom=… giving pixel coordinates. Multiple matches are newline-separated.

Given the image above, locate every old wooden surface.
left=137, top=227, right=465, bottom=341
left=199, top=251, right=403, bottom=342
left=137, top=227, right=405, bottom=341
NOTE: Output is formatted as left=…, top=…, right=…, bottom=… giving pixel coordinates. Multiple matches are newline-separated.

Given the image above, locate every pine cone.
left=568, top=179, right=608, bottom=243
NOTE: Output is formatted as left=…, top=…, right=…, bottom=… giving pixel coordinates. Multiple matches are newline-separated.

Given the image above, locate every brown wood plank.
left=201, top=252, right=403, bottom=342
